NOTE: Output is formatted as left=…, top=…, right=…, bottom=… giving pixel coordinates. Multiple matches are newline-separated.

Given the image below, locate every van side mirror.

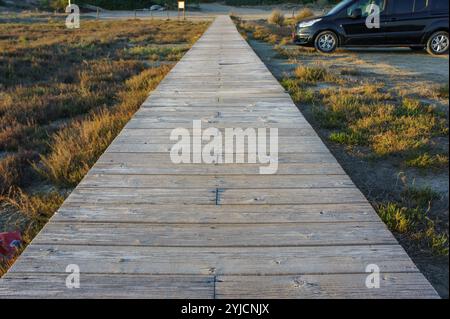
left=350, top=8, right=362, bottom=19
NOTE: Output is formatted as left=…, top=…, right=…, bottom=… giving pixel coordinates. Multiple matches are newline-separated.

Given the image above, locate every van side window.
left=390, top=0, right=415, bottom=14
left=347, top=0, right=386, bottom=17
left=413, top=0, right=429, bottom=12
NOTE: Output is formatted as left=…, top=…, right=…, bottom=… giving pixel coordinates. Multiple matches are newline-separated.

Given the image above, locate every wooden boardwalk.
left=0, top=16, right=438, bottom=298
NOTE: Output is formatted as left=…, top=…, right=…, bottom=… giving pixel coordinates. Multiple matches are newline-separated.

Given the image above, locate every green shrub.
left=377, top=203, right=425, bottom=233
left=405, top=152, right=448, bottom=169
left=401, top=186, right=440, bottom=208
left=329, top=131, right=366, bottom=145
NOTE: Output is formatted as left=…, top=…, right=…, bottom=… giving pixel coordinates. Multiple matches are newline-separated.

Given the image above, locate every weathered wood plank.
left=125, top=119, right=312, bottom=129
left=96, top=152, right=340, bottom=164
left=91, top=162, right=345, bottom=175
left=78, top=174, right=355, bottom=189
left=218, top=188, right=367, bottom=205
left=32, top=222, right=397, bottom=246
left=54, top=203, right=380, bottom=223
left=215, top=274, right=439, bottom=299
left=10, top=245, right=418, bottom=275
left=112, top=136, right=323, bottom=146
left=120, top=127, right=318, bottom=136
left=0, top=274, right=214, bottom=299
left=62, top=187, right=366, bottom=205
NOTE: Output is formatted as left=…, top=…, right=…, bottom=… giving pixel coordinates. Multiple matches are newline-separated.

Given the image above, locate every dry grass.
left=294, top=8, right=314, bottom=23
left=281, top=66, right=344, bottom=104
left=294, top=65, right=337, bottom=83
left=233, top=17, right=291, bottom=46
left=405, top=153, right=449, bottom=169
left=0, top=17, right=209, bottom=276
left=289, top=73, right=449, bottom=254
left=268, top=10, right=285, bottom=27
left=281, top=78, right=317, bottom=105
left=283, top=63, right=449, bottom=255
left=315, top=86, right=448, bottom=162
left=38, top=66, right=171, bottom=187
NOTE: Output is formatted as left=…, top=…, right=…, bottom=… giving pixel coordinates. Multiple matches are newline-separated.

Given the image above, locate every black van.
left=293, top=0, right=449, bottom=55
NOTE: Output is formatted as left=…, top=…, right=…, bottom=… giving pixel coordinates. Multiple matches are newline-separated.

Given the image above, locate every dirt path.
left=346, top=48, right=449, bottom=81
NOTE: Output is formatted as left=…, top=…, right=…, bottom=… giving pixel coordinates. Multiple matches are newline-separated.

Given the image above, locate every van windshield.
left=326, top=0, right=354, bottom=16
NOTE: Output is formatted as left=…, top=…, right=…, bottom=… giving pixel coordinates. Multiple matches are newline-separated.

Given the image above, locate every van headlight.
left=298, top=18, right=322, bottom=28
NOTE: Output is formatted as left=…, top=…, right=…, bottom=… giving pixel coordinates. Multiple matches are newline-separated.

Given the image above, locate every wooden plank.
left=96, top=152, right=340, bottom=164
left=106, top=144, right=329, bottom=153
left=62, top=187, right=366, bottom=205
left=215, top=274, right=439, bottom=299
left=77, top=174, right=355, bottom=189
left=10, top=245, right=418, bottom=275
left=53, top=203, right=380, bottom=223
left=218, top=188, right=367, bottom=205
left=125, top=119, right=312, bottom=129
left=112, top=136, right=323, bottom=146
left=31, top=222, right=397, bottom=246
left=0, top=274, right=214, bottom=299
left=91, top=162, right=345, bottom=175
left=119, top=127, right=318, bottom=136
left=64, top=188, right=216, bottom=205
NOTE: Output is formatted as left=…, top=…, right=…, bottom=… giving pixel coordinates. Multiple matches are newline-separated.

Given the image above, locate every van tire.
left=314, top=31, right=338, bottom=53
left=426, top=31, right=449, bottom=55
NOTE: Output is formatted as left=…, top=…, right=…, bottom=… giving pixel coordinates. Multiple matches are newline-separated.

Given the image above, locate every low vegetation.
left=280, top=68, right=449, bottom=168
left=437, top=84, right=449, bottom=99
left=268, top=10, right=285, bottom=27
left=285, top=63, right=449, bottom=259
left=378, top=185, right=447, bottom=256
left=294, top=8, right=314, bottom=22
left=318, top=90, right=448, bottom=160
left=232, top=15, right=291, bottom=45
left=0, top=15, right=208, bottom=275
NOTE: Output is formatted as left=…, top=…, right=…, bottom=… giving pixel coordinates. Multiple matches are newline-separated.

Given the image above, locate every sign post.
left=178, top=1, right=185, bottom=20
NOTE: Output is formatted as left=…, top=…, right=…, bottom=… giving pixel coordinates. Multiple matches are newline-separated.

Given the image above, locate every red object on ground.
left=0, top=231, right=22, bottom=258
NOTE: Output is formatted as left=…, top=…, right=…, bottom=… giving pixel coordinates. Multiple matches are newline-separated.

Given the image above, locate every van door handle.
left=388, top=17, right=398, bottom=21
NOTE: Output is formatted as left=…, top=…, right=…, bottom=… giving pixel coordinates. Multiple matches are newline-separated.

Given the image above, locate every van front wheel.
left=426, top=31, right=449, bottom=55
left=314, top=31, right=338, bottom=53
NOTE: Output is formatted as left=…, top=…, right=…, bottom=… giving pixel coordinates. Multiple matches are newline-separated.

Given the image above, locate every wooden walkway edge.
left=0, top=16, right=439, bottom=299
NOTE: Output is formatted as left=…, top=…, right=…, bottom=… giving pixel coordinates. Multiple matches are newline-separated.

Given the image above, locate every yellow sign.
left=178, top=1, right=185, bottom=9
